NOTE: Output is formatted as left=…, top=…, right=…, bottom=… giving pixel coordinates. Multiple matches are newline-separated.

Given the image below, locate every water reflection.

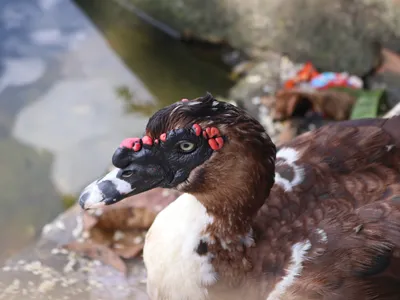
left=75, top=0, right=234, bottom=115
left=0, top=0, right=233, bottom=261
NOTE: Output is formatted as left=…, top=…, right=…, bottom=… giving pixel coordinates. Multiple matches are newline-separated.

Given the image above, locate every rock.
left=367, top=49, right=400, bottom=109
left=125, top=0, right=400, bottom=75
left=368, top=72, right=400, bottom=109
left=378, top=48, right=400, bottom=75
left=228, top=56, right=303, bottom=143
left=63, top=188, right=179, bottom=273
left=0, top=188, right=181, bottom=300
left=0, top=205, right=149, bottom=300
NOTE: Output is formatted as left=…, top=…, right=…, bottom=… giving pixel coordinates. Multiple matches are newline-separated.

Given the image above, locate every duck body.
left=143, top=117, right=400, bottom=300
left=79, top=94, right=400, bottom=300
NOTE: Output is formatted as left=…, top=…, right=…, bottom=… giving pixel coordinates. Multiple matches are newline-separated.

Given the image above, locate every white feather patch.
left=316, top=228, right=328, bottom=243
left=143, top=194, right=218, bottom=300
left=266, top=240, right=311, bottom=300
left=274, top=147, right=304, bottom=192
left=276, top=147, right=299, bottom=164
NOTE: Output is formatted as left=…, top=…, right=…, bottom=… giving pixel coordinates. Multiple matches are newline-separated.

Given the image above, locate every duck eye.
left=178, top=141, right=196, bottom=153
left=121, top=170, right=134, bottom=178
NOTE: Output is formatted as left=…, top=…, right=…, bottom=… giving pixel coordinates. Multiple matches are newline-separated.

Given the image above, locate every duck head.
left=79, top=93, right=276, bottom=219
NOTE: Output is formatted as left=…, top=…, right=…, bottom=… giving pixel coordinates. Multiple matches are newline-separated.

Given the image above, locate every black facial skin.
left=79, top=126, right=215, bottom=209
left=112, top=127, right=213, bottom=192
left=78, top=94, right=237, bottom=210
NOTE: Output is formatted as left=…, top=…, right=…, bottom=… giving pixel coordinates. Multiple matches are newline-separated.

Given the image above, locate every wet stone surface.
left=0, top=206, right=149, bottom=300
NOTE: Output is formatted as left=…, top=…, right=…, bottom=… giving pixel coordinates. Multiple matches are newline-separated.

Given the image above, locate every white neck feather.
left=143, top=193, right=218, bottom=300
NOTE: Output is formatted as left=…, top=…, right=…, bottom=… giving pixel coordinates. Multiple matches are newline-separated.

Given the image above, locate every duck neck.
left=194, top=157, right=275, bottom=244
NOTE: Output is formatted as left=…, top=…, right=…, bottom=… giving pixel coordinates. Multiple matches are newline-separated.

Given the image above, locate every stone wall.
left=126, top=0, right=400, bottom=75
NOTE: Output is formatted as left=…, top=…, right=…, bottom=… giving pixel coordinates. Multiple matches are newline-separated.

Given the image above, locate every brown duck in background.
left=79, top=93, right=400, bottom=300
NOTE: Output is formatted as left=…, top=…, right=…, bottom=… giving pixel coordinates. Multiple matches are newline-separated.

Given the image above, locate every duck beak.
left=78, top=158, right=167, bottom=210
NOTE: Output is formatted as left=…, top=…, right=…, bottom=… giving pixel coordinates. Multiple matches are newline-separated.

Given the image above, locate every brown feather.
left=144, top=94, right=400, bottom=299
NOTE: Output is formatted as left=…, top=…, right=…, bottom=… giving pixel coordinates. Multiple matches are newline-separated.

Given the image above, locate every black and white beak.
left=79, top=146, right=168, bottom=210
left=78, top=168, right=134, bottom=209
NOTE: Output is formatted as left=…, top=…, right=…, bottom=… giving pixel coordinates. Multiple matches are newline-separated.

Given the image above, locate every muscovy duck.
left=79, top=93, right=400, bottom=300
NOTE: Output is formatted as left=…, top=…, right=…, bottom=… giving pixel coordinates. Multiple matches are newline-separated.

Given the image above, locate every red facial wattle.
left=203, top=126, right=224, bottom=151
left=160, top=133, right=167, bottom=142
left=120, top=137, right=141, bottom=149
left=119, top=123, right=225, bottom=152
left=192, top=124, right=202, bottom=137
left=142, top=136, right=153, bottom=146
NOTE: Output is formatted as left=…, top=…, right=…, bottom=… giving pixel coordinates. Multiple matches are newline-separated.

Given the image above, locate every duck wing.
left=268, top=116, right=400, bottom=299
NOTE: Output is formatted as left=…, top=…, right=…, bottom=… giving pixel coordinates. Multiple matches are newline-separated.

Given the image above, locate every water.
left=74, top=0, right=233, bottom=110
left=0, top=0, right=233, bottom=261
